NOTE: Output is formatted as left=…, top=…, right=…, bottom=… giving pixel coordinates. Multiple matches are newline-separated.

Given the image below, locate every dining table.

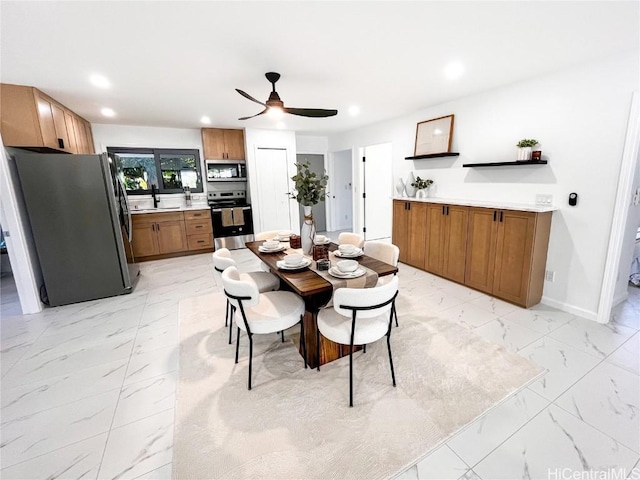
left=245, top=240, right=398, bottom=368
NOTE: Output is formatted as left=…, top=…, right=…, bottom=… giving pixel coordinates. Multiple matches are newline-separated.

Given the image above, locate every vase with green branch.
left=290, top=162, right=328, bottom=254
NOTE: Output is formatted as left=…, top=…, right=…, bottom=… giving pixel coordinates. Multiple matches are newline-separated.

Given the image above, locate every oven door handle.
left=211, top=206, right=251, bottom=213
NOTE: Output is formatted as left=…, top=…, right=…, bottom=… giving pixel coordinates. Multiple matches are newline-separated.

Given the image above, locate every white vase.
left=517, top=147, right=532, bottom=161
left=416, top=189, right=427, bottom=199
left=395, top=178, right=406, bottom=197
left=405, top=172, right=417, bottom=197
left=301, top=205, right=316, bottom=255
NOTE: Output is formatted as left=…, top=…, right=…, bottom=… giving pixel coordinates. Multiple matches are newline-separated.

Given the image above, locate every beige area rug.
left=173, top=292, right=543, bottom=480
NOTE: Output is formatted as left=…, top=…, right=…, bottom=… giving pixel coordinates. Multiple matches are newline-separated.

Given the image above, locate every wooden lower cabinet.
left=392, top=200, right=410, bottom=264
left=392, top=200, right=427, bottom=268
left=132, top=209, right=213, bottom=260
left=393, top=201, right=552, bottom=308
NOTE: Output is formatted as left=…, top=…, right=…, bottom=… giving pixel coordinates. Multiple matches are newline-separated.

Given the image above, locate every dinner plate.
left=258, top=245, right=286, bottom=253
left=314, top=239, right=332, bottom=245
left=273, top=236, right=291, bottom=242
left=334, top=249, right=363, bottom=258
left=328, top=267, right=366, bottom=279
left=276, top=258, right=312, bottom=270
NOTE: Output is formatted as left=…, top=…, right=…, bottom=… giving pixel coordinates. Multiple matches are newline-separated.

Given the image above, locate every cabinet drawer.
left=185, top=209, right=211, bottom=221
left=185, top=220, right=212, bottom=236
left=188, top=233, right=214, bottom=250
left=132, top=212, right=184, bottom=225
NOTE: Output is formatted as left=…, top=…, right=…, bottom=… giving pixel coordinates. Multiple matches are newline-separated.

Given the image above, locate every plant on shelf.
left=516, top=139, right=539, bottom=161
left=411, top=176, right=433, bottom=198
left=290, top=162, right=328, bottom=254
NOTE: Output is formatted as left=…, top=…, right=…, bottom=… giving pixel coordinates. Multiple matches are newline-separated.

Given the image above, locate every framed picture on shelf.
left=414, top=114, right=455, bottom=156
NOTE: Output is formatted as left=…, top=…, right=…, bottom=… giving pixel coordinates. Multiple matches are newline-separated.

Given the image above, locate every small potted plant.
left=516, top=139, right=539, bottom=161
left=290, top=162, right=328, bottom=254
left=411, top=176, right=434, bottom=198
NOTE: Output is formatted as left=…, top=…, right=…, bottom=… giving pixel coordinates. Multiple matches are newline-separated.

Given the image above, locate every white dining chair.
left=338, top=232, right=365, bottom=248
left=213, top=248, right=280, bottom=343
left=222, top=266, right=307, bottom=390
left=316, top=276, right=399, bottom=407
left=363, top=241, right=400, bottom=326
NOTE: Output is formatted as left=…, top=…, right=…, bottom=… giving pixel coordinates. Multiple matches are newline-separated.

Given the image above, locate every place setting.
left=333, top=244, right=364, bottom=258
left=272, top=230, right=293, bottom=242
left=328, top=259, right=366, bottom=279
left=276, top=253, right=312, bottom=271
left=258, top=240, right=286, bottom=253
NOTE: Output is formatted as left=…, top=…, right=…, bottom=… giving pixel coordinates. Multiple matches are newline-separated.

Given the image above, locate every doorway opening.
left=361, top=142, right=393, bottom=240
left=296, top=154, right=327, bottom=233
left=326, top=149, right=353, bottom=237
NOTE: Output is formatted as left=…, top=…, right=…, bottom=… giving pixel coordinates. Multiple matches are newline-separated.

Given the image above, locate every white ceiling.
left=1, top=1, right=638, bottom=135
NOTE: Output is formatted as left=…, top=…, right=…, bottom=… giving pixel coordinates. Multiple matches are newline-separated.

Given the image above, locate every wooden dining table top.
left=245, top=241, right=398, bottom=298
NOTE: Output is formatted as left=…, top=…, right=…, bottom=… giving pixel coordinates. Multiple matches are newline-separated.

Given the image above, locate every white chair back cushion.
left=363, top=241, right=400, bottom=266
left=213, top=248, right=236, bottom=272
left=221, top=266, right=260, bottom=308
left=338, top=232, right=365, bottom=248
left=333, top=276, right=398, bottom=318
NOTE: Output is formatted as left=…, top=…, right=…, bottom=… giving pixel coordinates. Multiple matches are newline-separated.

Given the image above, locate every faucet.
left=151, top=184, right=160, bottom=208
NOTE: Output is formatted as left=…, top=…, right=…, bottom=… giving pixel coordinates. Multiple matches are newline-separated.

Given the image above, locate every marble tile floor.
left=0, top=250, right=638, bottom=480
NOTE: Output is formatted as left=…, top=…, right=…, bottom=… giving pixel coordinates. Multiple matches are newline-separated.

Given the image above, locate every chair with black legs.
left=316, top=276, right=399, bottom=406
left=213, top=248, right=280, bottom=344
left=221, top=266, right=307, bottom=390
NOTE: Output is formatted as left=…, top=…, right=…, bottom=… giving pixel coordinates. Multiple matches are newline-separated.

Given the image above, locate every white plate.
left=258, top=245, right=286, bottom=253
left=274, top=236, right=291, bottom=242
left=276, top=258, right=311, bottom=270
left=314, top=239, right=332, bottom=245
left=328, top=267, right=366, bottom=279
left=334, top=249, right=363, bottom=258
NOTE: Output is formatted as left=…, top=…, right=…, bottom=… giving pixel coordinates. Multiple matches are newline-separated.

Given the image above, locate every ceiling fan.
left=236, top=72, right=338, bottom=120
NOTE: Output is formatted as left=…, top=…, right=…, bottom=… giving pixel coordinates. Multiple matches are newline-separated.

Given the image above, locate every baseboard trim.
left=541, top=296, right=598, bottom=322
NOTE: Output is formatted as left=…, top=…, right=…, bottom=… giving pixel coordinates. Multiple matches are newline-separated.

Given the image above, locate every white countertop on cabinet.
left=393, top=196, right=558, bottom=213
left=131, top=204, right=210, bottom=215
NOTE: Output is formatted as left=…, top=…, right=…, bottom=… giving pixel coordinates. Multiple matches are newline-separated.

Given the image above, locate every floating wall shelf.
left=462, top=160, right=548, bottom=168
left=405, top=152, right=460, bottom=160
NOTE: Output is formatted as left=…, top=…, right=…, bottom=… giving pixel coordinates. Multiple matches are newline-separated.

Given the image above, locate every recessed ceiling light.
left=101, top=107, right=116, bottom=117
left=348, top=106, right=360, bottom=116
left=90, top=74, right=110, bottom=88
left=276, top=121, right=286, bottom=129
left=444, top=62, right=464, bottom=79
left=200, top=116, right=211, bottom=124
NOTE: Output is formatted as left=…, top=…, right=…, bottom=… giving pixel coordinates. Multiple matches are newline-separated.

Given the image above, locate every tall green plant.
left=290, top=162, right=328, bottom=206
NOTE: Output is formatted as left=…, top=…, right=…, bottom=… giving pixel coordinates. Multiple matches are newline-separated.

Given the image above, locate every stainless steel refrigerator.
left=9, top=148, right=139, bottom=306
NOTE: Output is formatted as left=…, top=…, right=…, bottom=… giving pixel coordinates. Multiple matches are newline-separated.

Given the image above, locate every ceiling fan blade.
left=238, top=108, right=268, bottom=120
left=236, top=89, right=266, bottom=106
left=283, top=107, right=338, bottom=118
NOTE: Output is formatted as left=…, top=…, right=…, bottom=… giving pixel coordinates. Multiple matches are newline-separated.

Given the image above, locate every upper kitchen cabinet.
left=0, top=83, right=94, bottom=154
left=201, top=128, right=245, bottom=160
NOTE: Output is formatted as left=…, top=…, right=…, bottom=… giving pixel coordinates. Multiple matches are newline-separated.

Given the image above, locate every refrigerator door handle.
left=117, top=176, right=133, bottom=242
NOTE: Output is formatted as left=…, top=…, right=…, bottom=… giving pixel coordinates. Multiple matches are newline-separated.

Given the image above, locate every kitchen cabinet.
left=392, top=200, right=427, bottom=268
left=1, top=83, right=94, bottom=153
left=465, top=207, right=552, bottom=307
left=132, top=212, right=187, bottom=258
left=202, top=128, right=245, bottom=160
left=425, top=204, right=469, bottom=283
left=392, top=200, right=552, bottom=308
left=184, top=210, right=214, bottom=251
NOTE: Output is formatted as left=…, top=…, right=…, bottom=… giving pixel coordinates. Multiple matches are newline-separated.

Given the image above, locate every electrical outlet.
left=545, top=270, right=555, bottom=282
left=536, top=194, right=553, bottom=205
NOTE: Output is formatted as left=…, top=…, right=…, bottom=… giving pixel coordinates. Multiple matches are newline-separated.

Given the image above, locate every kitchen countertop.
left=393, top=196, right=558, bottom=212
left=131, top=204, right=210, bottom=214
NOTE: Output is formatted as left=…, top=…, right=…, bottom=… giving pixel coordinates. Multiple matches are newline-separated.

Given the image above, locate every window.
left=107, top=147, right=203, bottom=194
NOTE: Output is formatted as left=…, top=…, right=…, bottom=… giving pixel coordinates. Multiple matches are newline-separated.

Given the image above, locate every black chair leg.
left=363, top=344, right=367, bottom=354
left=281, top=330, right=285, bottom=343
left=228, top=306, right=236, bottom=344
left=316, top=321, right=321, bottom=371
left=225, top=300, right=229, bottom=327
left=248, top=334, right=254, bottom=390
left=349, top=345, right=354, bottom=407
left=387, top=332, right=396, bottom=387
left=299, top=315, right=307, bottom=369
left=235, top=327, right=241, bottom=364
left=393, top=304, right=399, bottom=327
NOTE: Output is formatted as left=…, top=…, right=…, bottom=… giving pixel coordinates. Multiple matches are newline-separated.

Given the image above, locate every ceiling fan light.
left=200, top=116, right=211, bottom=124
left=268, top=106, right=284, bottom=119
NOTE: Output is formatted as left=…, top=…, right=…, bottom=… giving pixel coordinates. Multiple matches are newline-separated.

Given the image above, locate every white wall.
left=244, top=128, right=299, bottom=233
left=296, top=135, right=328, bottom=155
left=328, top=53, right=639, bottom=319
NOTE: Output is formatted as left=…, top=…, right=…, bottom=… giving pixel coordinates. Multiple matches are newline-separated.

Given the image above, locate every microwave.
left=206, top=160, right=247, bottom=182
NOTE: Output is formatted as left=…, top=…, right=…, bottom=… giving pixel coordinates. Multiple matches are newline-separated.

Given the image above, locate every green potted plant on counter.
left=290, top=162, right=328, bottom=254
left=411, top=176, right=434, bottom=198
left=516, top=138, right=538, bottom=161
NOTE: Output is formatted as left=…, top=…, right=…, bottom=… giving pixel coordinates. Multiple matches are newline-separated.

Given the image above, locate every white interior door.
left=254, top=147, right=293, bottom=232
left=363, top=143, right=392, bottom=240
left=330, top=149, right=353, bottom=231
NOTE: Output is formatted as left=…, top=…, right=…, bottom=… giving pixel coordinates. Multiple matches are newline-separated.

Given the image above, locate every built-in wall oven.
left=208, top=190, right=254, bottom=250
left=206, top=160, right=247, bottom=182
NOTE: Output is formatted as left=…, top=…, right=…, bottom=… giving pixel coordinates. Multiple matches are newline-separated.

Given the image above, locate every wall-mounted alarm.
left=569, top=192, right=578, bottom=206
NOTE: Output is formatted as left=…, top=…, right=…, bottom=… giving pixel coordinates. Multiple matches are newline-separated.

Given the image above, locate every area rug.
left=173, top=292, right=543, bottom=480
